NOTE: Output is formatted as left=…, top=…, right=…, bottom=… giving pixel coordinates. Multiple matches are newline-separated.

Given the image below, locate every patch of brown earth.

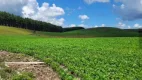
left=0, top=51, right=60, bottom=80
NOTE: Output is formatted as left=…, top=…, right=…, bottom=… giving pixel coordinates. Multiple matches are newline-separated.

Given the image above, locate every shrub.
left=12, top=72, right=34, bottom=80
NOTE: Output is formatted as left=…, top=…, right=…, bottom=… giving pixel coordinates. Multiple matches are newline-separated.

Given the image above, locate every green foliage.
left=0, top=65, right=15, bottom=80
left=44, top=58, right=53, bottom=65
left=63, top=27, right=84, bottom=32
left=0, top=35, right=141, bottom=80
left=0, top=11, right=63, bottom=32
left=3, top=67, right=13, bottom=73
left=0, top=69, right=8, bottom=79
left=12, top=75, right=32, bottom=80
left=12, top=72, right=34, bottom=80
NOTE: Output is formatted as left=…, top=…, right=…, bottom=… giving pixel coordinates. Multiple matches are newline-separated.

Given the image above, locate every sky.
left=0, top=0, right=142, bottom=29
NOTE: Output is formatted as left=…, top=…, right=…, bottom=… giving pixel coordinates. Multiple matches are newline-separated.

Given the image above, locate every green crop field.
left=0, top=26, right=142, bottom=80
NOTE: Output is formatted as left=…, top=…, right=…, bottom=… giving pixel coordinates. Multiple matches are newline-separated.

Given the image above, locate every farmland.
left=0, top=1, right=141, bottom=79
left=0, top=31, right=142, bottom=80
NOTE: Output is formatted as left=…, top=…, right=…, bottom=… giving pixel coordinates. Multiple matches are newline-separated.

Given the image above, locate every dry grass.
left=0, top=26, right=32, bottom=35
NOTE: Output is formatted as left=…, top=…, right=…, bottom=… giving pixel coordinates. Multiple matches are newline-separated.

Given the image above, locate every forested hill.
left=0, top=11, right=63, bottom=32
left=0, top=11, right=140, bottom=37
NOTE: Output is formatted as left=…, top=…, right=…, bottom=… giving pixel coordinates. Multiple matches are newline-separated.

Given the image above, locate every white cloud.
left=69, top=24, right=76, bottom=27
left=94, top=24, right=106, bottom=27
left=120, top=4, right=125, bottom=9
left=101, top=24, right=106, bottom=27
left=113, top=0, right=142, bottom=20
left=84, top=0, right=110, bottom=4
left=118, top=22, right=126, bottom=28
left=134, top=23, right=142, bottom=28
left=113, top=4, right=116, bottom=8
left=69, top=24, right=88, bottom=27
left=79, top=24, right=85, bottom=27
left=93, top=24, right=106, bottom=28
left=0, top=0, right=28, bottom=15
left=22, top=2, right=65, bottom=26
left=0, top=0, right=65, bottom=26
left=117, top=22, right=141, bottom=29
left=79, top=15, right=89, bottom=20
left=22, top=0, right=38, bottom=18
left=78, top=24, right=88, bottom=27
left=128, top=26, right=131, bottom=29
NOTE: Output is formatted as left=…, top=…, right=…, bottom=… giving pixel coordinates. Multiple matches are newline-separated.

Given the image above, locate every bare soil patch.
left=0, top=51, right=60, bottom=80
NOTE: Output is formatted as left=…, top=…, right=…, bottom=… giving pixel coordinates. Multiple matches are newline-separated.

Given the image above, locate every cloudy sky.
left=0, top=0, right=142, bottom=29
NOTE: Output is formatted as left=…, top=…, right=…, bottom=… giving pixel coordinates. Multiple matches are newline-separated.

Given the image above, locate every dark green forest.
left=0, top=11, right=85, bottom=32
left=0, top=11, right=63, bottom=32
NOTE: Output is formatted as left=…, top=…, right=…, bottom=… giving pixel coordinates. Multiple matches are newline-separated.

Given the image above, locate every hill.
left=0, top=26, right=32, bottom=35
left=0, top=26, right=139, bottom=37
left=0, top=11, right=140, bottom=37
left=37, top=27, right=139, bottom=37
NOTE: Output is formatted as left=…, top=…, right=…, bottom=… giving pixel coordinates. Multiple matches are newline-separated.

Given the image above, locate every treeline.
left=63, top=27, right=85, bottom=32
left=0, top=11, right=85, bottom=32
left=0, top=11, right=63, bottom=32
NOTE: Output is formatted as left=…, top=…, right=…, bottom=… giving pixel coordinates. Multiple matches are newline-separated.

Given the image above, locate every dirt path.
left=0, top=51, right=60, bottom=80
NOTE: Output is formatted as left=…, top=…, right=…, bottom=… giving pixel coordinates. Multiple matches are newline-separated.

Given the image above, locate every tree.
left=0, top=11, right=63, bottom=32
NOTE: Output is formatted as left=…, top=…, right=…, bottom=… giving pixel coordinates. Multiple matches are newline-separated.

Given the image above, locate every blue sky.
left=0, top=0, right=142, bottom=28
left=36, top=0, right=142, bottom=28
left=38, top=0, right=116, bottom=26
